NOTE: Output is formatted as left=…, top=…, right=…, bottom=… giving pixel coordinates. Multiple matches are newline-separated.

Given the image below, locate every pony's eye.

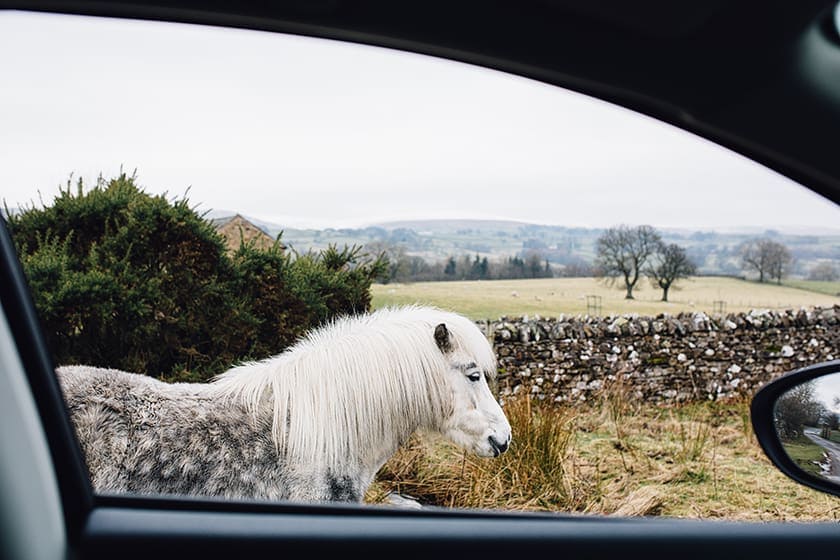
left=467, top=372, right=482, bottom=382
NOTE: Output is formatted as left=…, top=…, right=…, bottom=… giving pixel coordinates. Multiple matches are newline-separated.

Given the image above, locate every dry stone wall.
left=480, top=305, right=839, bottom=406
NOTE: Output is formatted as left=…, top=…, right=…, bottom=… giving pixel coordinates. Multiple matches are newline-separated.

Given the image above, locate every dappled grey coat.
left=56, top=365, right=357, bottom=502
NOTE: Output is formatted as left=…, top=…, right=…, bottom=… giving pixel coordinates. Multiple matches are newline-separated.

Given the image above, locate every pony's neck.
left=216, top=362, right=436, bottom=471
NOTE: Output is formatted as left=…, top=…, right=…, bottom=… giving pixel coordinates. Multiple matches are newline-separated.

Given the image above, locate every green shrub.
left=6, top=173, right=386, bottom=381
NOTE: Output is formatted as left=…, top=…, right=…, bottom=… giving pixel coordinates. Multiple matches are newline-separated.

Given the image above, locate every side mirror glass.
left=752, top=360, right=840, bottom=497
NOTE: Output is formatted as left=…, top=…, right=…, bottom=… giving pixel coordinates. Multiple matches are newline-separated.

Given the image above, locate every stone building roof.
left=211, top=214, right=282, bottom=253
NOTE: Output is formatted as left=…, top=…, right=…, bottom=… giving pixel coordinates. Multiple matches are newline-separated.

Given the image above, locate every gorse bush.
left=6, top=173, right=387, bottom=381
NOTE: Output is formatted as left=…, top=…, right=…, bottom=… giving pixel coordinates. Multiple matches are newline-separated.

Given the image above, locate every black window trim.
left=2, top=3, right=840, bottom=559
left=0, top=206, right=93, bottom=544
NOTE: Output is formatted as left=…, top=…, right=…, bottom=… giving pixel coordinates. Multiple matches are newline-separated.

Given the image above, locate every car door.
left=1, top=2, right=840, bottom=560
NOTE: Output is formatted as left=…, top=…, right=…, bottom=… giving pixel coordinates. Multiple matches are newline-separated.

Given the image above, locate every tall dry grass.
left=370, top=392, right=595, bottom=512
left=366, top=379, right=840, bottom=521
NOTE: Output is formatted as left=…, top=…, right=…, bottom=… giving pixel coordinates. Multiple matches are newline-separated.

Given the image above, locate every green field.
left=784, top=279, right=840, bottom=297
left=372, top=276, right=840, bottom=320
left=781, top=436, right=827, bottom=477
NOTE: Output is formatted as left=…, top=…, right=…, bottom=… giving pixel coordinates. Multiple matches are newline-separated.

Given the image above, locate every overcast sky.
left=1, top=10, right=838, bottom=233
left=816, top=373, right=840, bottom=414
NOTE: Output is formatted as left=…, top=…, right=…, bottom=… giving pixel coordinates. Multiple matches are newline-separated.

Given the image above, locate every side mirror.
left=751, top=360, right=840, bottom=497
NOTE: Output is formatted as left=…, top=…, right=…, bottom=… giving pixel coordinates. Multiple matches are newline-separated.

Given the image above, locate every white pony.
left=57, top=305, right=511, bottom=504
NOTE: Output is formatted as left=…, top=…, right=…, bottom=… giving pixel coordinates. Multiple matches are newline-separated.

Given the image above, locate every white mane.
left=210, top=305, right=497, bottom=470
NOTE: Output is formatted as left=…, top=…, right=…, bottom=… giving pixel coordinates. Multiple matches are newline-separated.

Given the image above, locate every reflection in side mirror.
left=775, top=374, right=840, bottom=483
left=752, top=360, right=840, bottom=497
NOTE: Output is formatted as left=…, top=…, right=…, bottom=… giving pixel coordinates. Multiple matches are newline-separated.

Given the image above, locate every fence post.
left=586, top=295, right=602, bottom=316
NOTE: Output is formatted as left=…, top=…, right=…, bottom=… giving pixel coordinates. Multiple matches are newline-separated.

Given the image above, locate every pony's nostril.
left=488, top=435, right=509, bottom=456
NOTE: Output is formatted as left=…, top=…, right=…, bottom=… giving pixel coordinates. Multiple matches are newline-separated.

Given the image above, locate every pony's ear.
left=434, top=323, right=452, bottom=353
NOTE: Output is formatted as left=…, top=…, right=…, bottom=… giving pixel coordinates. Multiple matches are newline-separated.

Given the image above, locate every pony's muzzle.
left=488, top=435, right=509, bottom=457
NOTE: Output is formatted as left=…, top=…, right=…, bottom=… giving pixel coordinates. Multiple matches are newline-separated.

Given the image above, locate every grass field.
left=372, top=276, right=840, bottom=320
left=784, top=279, right=840, bottom=297
left=781, top=436, right=827, bottom=478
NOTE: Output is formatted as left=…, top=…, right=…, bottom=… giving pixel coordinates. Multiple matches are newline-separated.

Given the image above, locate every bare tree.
left=767, top=242, right=793, bottom=285
left=646, top=243, right=696, bottom=302
left=808, top=261, right=838, bottom=282
left=774, top=381, right=826, bottom=440
left=595, top=224, right=662, bottom=299
left=741, top=238, right=792, bottom=284
left=828, top=412, right=840, bottom=432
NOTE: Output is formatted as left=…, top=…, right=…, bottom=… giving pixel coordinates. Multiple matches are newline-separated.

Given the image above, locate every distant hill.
left=375, top=219, right=535, bottom=231
left=203, top=213, right=840, bottom=279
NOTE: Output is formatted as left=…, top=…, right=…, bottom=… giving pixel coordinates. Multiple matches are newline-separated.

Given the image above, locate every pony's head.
left=431, top=319, right=512, bottom=458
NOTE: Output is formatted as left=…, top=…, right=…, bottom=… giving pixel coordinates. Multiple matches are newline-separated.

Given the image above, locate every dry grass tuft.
left=611, top=485, right=666, bottom=517
left=371, top=393, right=596, bottom=511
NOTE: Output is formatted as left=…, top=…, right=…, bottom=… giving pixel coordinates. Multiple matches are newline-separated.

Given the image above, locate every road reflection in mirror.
left=775, top=371, right=840, bottom=484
